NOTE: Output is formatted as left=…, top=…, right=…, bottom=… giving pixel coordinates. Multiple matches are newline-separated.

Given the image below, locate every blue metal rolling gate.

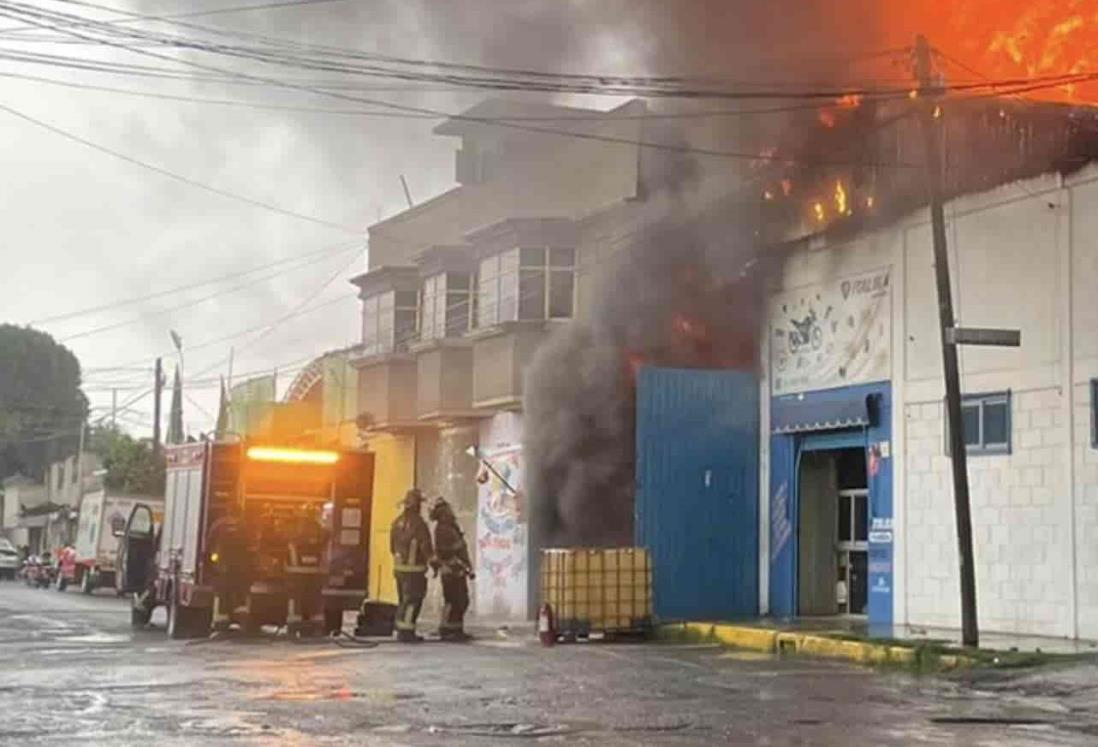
left=635, top=367, right=759, bottom=621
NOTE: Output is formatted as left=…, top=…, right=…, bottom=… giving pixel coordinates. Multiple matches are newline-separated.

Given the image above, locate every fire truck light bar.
left=245, top=446, right=340, bottom=465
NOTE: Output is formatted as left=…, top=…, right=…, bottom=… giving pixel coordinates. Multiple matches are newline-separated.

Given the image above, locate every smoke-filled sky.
left=0, top=0, right=890, bottom=438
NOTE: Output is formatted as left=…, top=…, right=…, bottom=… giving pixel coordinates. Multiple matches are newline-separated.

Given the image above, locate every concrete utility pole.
left=153, top=357, right=163, bottom=458
left=110, top=388, right=117, bottom=430
left=914, top=35, right=979, bottom=647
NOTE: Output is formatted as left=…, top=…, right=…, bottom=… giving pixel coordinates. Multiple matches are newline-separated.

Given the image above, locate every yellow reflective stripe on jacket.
left=393, top=563, right=427, bottom=573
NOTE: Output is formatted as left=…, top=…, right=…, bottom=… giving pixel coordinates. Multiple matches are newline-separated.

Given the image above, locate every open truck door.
left=117, top=503, right=156, bottom=595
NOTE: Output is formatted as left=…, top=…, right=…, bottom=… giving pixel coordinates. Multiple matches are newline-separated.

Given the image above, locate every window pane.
left=478, top=257, right=498, bottom=327
left=983, top=401, right=1009, bottom=446
left=446, top=292, right=470, bottom=336
left=499, top=251, right=519, bottom=322
left=838, top=496, right=851, bottom=542
left=395, top=309, right=417, bottom=350
left=549, top=247, right=575, bottom=268
left=362, top=297, right=379, bottom=352
left=378, top=309, right=394, bottom=352
left=962, top=404, right=980, bottom=446
left=446, top=272, right=471, bottom=291
left=395, top=290, right=418, bottom=308
left=520, top=247, right=546, bottom=267
left=548, top=270, right=575, bottom=318
left=378, top=291, right=394, bottom=312
left=519, top=268, right=546, bottom=320
left=854, top=495, right=868, bottom=542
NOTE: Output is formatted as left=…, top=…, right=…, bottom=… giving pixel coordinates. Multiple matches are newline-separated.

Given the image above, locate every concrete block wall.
left=1074, top=380, right=1098, bottom=638
left=904, top=388, right=1073, bottom=636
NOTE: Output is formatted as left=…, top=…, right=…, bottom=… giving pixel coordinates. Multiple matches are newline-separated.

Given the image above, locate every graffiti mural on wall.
left=475, top=445, right=527, bottom=619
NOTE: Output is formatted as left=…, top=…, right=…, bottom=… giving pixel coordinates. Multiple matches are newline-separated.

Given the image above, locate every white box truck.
left=70, top=490, right=164, bottom=593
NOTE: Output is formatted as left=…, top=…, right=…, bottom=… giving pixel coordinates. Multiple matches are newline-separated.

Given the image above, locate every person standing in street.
left=390, top=488, right=432, bottom=643
left=429, top=497, right=474, bottom=642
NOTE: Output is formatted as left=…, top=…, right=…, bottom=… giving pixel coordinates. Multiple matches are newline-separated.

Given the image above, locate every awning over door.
left=771, top=389, right=872, bottom=434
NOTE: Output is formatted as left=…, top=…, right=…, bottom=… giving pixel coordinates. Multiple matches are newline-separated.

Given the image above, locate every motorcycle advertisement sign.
left=474, top=444, right=527, bottom=620
left=770, top=268, right=891, bottom=396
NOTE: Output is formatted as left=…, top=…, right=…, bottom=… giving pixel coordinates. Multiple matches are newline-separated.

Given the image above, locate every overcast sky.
left=0, top=0, right=888, bottom=439
left=0, top=0, right=660, bottom=437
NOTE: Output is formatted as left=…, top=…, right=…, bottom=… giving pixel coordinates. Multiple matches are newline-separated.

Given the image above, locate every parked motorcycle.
left=21, top=554, right=56, bottom=589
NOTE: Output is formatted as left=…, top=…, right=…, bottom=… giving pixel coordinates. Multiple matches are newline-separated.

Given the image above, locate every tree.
left=0, top=324, right=88, bottom=480
left=87, top=425, right=164, bottom=495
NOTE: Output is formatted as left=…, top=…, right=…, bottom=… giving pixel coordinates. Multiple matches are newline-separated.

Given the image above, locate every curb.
left=661, top=622, right=969, bottom=670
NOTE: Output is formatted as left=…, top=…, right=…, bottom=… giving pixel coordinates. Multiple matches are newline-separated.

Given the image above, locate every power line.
left=0, top=70, right=857, bottom=122
left=0, top=98, right=361, bottom=232
left=0, top=0, right=353, bottom=36
left=30, top=241, right=356, bottom=326
left=0, top=4, right=928, bottom=169
left=19, top=3, right=1090, bottom=100
left=54, top=245, right=359, bottom=341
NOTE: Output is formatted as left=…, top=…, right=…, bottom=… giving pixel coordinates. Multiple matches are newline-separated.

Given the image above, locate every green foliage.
left=87, top=425, right=164, bottom=495
left=0, top=324, right=87, bottom=480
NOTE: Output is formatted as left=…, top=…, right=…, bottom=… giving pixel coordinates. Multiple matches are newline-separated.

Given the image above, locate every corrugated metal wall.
left=635, top=367, right=759, bottom=621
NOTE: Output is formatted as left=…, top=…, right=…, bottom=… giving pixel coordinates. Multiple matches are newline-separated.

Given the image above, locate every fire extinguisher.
left=537, top=602, right=556, bottom=647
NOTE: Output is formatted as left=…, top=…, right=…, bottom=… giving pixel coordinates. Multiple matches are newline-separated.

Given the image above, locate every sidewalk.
left=659, top=617, right=1098, bottom=671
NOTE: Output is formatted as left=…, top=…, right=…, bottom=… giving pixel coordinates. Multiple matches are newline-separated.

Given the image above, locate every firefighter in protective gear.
left=285, top=503, right=327, bottom=632
left=205, top=505, right=249, bottom=630
left=429, top=497, right=474, bottom=642
left=390, top=489, right=433, bottom=642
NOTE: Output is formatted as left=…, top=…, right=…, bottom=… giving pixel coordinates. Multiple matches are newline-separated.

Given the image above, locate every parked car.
left=0, top=538, right=18, bottom=580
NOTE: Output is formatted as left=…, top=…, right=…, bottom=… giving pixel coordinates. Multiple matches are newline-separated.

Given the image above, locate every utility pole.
left=153, top=357, right=163, bottom=458
left=110, top=388, right=117, bottom=430
left=914, top=35, right=979, bottom=647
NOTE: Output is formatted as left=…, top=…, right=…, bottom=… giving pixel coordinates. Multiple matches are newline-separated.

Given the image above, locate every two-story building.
left=350, top=96, right=736, bottom=619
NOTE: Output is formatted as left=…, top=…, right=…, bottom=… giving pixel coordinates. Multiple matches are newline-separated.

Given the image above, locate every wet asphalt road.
left=1, top=582, right=1095, bottom=746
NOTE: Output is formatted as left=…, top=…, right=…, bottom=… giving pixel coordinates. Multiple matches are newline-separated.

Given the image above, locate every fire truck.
left=117, top=439, right=373, bottom=639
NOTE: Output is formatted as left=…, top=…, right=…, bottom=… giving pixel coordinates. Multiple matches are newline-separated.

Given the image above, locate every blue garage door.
left=635, top=367, right=759, bottom=621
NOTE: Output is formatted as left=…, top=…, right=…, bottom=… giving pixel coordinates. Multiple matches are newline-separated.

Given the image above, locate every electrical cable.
left=0, top=3, right=928, bottom=168
left=0, top=70, right=868, bottom=122
left=0, top=98, right=360, bottom=232
left=54, top=246, right=360, bottom=342
left=30, top=241, right=356, bottom=326
left=0, top=0, right=354, bottom=36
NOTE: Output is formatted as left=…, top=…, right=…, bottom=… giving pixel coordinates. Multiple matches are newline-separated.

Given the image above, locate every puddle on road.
left=717, top=651, right=777, bottom=662
left=61, top=633, right=130, bottom=644
left=261, top=686, right=424, bottom=703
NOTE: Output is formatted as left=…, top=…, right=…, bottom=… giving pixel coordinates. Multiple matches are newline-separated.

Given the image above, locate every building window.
left=948, top=391, right=1011, bottom=456
left=420, top=271, right=473, bottom=341
left=477, top=247, right=575, bottom=327
left=361, top=290, right=418, bottom=356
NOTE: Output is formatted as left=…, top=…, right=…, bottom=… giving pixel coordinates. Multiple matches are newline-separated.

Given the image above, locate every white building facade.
left=760, top=165, right=1098, bottom=639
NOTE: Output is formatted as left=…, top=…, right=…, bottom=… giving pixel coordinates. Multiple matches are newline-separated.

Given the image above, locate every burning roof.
left=757, top=96, right=1098, bottom=245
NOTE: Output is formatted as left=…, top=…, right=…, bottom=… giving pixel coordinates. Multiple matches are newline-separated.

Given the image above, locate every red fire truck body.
left=119, top=439, right=373, bottom=638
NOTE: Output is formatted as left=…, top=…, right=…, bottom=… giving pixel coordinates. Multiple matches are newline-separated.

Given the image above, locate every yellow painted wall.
left=365, top=433, right=416, bottom=603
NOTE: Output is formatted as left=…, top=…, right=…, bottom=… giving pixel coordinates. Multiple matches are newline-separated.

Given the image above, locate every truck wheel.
left=131, top=594, right=152, bottom=629
left=81, top=570, right=95, bottom=595
left=323, top=608, right=344, bottom=636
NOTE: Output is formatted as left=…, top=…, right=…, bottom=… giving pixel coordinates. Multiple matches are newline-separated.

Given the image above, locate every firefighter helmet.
left=429, top=496, right=452, bottom=521
left=402, top=488, right=425, bottom=509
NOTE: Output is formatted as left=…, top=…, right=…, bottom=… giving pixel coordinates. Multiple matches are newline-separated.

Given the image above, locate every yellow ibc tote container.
left=539, top=547, right=653, bottom=640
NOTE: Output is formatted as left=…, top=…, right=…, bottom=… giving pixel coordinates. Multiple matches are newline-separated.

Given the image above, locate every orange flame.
left=881, top=2, right=1098, bottom=104
left=813, top=201, right=826, bottom=223
left=781, top=179, right=793, bottom=196
left=834, top=181, right=849, bottom=216
left=818, top=109, right=837, bottom=128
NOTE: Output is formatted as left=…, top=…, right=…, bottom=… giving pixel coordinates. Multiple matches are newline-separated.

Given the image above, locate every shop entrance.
left=797, top=447, right=868, bottom=616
